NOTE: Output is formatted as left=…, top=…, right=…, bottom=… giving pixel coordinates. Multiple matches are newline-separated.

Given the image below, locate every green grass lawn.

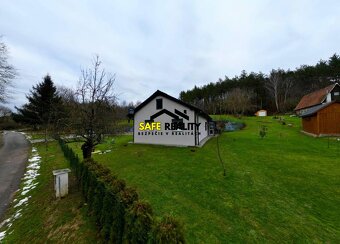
left=0, top=141, right=99, bottom=243
left=70, top=116, right=340, bottom=243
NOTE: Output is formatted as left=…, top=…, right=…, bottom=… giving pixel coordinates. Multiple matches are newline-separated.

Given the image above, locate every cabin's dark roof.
left=300, top=100, right=339, bottom=117
left=295, top=83, right=338, bottom=111
left=134, top=90, right=212, bottom=121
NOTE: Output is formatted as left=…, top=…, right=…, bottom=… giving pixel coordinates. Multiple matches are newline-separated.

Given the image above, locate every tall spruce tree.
left=14, top=75, right=62, bottom=144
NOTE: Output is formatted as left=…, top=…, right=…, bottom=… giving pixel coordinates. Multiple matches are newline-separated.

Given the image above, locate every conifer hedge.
left=58, top=139, right=185, bottom=243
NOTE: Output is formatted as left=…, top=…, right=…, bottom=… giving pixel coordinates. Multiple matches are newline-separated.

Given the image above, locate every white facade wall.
left=134, top=95, right=209, bottom=146
left=198, top=114, right=208, bottom=144
left=258, top=111, right=267, bottom=116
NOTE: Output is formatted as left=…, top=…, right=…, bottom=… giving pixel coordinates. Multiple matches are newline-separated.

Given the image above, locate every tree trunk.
left=81, top=141, right=93, bottom=159
left=274, top=90, right=279, bottom=112
left=45, top=126, right=48, bottom=151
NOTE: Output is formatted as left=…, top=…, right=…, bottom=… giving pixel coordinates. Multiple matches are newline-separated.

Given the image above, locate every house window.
left=184, top=110, right=187, bottom=114
left=156, top=99, right=163, bottom=109
left=334, top=92, right=340, bottom=96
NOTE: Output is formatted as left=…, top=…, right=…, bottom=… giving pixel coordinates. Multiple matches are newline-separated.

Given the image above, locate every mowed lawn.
left=1, top=141, right=99, bottom=243
left=72, top=116, right=340, bottom=243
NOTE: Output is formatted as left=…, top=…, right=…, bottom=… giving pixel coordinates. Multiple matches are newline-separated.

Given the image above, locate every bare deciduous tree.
left=74, top=55, right=116, bottom=159
left=57, top=85, right=77, bottom=104
left=0, top=37, right=16, bottom=103
left=282, top=76, right=294, bottom=110
left=0, top=105, right=11, bottom=117
left=54, top=85, right=77, bottom=134
left=265, top=69, right=295, bottom=112
left=265, top=69, right=283, bottom=112
left=225, top=88, right=254, bottom=115
left=0, top=105, right=15, bottom=129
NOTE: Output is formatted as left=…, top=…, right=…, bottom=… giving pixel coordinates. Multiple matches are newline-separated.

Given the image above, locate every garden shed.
left=255, top=109, right=267, bottom=117
left=295, top=83, right=340, bottom=136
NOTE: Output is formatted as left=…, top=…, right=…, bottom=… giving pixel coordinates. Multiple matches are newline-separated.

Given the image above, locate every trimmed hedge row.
left=58, top=139, right=185, bottom=243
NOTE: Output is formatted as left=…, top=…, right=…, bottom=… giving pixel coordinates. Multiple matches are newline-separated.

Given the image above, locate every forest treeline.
left=179, top=54, right=340, bottom=115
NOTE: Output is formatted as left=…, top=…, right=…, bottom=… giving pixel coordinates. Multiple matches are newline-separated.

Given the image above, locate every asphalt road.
left=0, top=131, right=30, bottom=221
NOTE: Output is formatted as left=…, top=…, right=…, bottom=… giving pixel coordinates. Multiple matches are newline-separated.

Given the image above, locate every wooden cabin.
left=295, top=83, right=340, bottom=136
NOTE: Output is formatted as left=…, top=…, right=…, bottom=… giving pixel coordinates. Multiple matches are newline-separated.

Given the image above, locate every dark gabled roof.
left=150, top=109, right=179, bottom=120
left=300, top=100, right=340, bottom=117
left=295, top=83, right=339, bottom=111
left=134, top=90, right=212, bottom=121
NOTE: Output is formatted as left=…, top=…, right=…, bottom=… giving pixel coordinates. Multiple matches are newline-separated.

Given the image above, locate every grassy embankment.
left=70, top=115, right=340, bottom=243
left=0, top=141, right=99, bottom=243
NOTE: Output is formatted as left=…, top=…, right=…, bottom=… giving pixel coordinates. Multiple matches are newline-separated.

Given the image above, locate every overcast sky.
left=1, top=0, right=340, bottom=109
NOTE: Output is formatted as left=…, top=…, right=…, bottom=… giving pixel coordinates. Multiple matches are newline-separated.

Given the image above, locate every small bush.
left=109, top=186, right=139, bottom=243
left=81, top=161, right=90, bottom=200
left=110, top=178, right=126, bottom=193
left=259, top=125, right=267, bottom=139
left=152, top=215, right=185, bottom=244
left=110, top=195, right=125, bottom=243
left=92, top=179, right=106, bottom=224
left=100, top=189, right=115, bottom=240
left=0, top=120, right=20, bottom=130
left=120, top=187, right=139, bottom=207
left=125, top=200, right=153, bottom=243
left=86, top=169, right=97, bottom=210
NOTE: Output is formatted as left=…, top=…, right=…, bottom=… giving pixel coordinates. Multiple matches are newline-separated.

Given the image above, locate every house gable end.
left=134, top=90, right=211, bottom=121
left=295, top=83, right=339, bottom=111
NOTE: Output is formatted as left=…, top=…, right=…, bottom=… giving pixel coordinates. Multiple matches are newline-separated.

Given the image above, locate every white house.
left=133, top=90, right=214, bottom=146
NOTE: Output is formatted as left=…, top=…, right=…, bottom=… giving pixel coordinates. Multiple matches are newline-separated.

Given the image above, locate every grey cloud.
left=0, top=0, right=340, bottom=109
